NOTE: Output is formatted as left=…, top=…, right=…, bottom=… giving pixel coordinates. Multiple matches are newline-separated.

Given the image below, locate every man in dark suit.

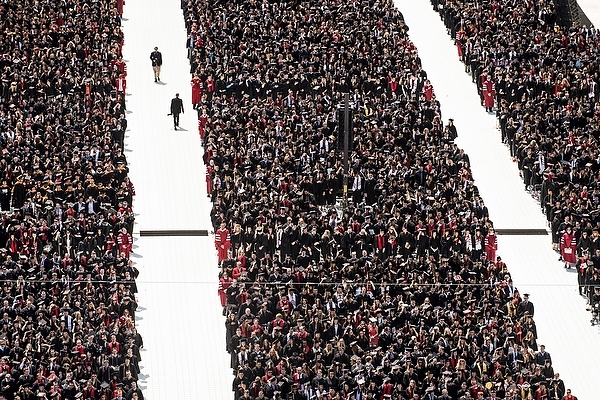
left=326, top=316, right=342, bottom=340
left=507, top=344, right=524, bottom=369
left=170, top=93, right=184, bottom=130
left=150, top=46, right=162, bottom=82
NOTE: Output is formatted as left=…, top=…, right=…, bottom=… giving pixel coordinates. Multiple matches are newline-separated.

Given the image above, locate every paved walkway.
left=579, top=0, right=600, bottom=27
left=397, top=0, right=600, bottom=398
left=120, top=0, right=230, bottom=398
left=118, top=0, right=600, bottom=398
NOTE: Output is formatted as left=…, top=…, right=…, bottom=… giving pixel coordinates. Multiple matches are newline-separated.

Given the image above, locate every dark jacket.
left=150, top=50, right=162, bottom=66
left=170, top=97, right=184, bottom=115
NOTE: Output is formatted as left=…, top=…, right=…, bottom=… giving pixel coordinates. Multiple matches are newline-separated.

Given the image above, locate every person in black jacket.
left=169, top=93, right=184, bottom=130
left=149, top=46, right=162, bottom=82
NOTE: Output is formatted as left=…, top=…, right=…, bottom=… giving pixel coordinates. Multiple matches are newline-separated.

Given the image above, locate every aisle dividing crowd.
left=431, top=0, right=600, bottom=320
left=174, top=0, right=585, bottom=399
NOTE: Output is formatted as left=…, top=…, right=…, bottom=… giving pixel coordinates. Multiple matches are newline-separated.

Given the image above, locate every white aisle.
left=579, top=0, right=600, bottom=27
left=396, top=1, right=548, bottom=231
left=396, top=0, right=600, bottom=398
left=119, top=0, right=231, bottom=399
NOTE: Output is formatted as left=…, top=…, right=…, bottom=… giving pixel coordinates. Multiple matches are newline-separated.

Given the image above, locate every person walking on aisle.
left=150, top=46, right=162, bottom=82
left=170, top=93, right=184, bottom=130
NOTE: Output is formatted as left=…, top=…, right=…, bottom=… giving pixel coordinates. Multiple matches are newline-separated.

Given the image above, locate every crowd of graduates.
left=432, top=0, right=600, bottom=311
left=0, top=0, right=145, bottom=399
left=180, top=0, right=570, bottom=398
